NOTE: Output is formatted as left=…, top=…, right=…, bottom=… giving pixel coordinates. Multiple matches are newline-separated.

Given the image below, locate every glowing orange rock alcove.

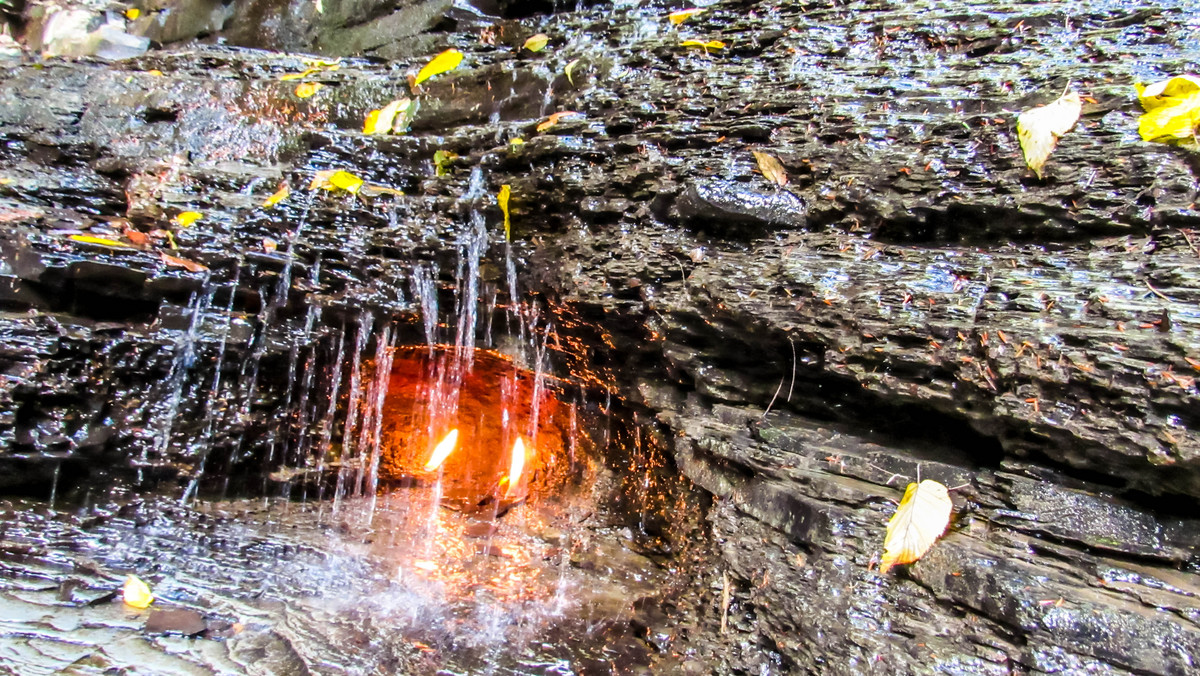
left=376, top=347, right=572, bottom=506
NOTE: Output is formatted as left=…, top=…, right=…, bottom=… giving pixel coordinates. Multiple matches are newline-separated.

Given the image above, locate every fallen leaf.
left=281, top=68, right=320, bottom=81
left=669, top=8, right=706, bottom=24
left=414, top=48, right=464, bottom=87
left=879, top=480, right=953, bottom=574
left=434, top=149, right=458, bottom=176
left=681, top=39, right=725, bottom=52
left=1016, top=90, right=1081, bottom=178
left=536, top=111, right=581, bottom=132
left=752, top=151, right=789, bottom=186
left=523, top=33, right=550, bottom=52
left=69, top=234, right=132, bottom=248
left=122, top=575, right=154, bottom=608
left=122, top=226, right=150, bottom=246
left=1135, top=75, right=1200, bottom=146
left=125, top=8, right=140, bottom=19
left=146, top=70, right=163, bottom=76
left=294, top=82, right=324, bottom=98
left=300, top=57, right=341, bottom=68
left=498, top=184, right=511, bottom=240
left=509, top=137, right=525, bottom=147
left=161, top=252, right=208, bottom=272
left=358, top=184, right=405, bottom=198
left=262, top=238, right=277, bottom=253
left=172, top=211, right=202, bottom=227
left=263, top=184, right=290, bottom=208
left=309, top=170, right=364, bottom=194
left=565, top=59, right=581, bottom=85
left=364, top=98, right=416, bottom=135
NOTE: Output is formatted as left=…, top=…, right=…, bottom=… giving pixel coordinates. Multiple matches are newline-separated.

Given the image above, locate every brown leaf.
left=752, top=151, right=789, bottom=186
left=160, top=252, right=208, bottom=272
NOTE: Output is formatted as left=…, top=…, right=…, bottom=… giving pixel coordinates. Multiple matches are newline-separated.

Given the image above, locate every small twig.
left=720, top=571, right=730, bottom=635
left=1181, top=229, right=1199, bottom=256
left=786, top=337, right=797, bottom=403
left=1145, top=280, right=1173, bottom=302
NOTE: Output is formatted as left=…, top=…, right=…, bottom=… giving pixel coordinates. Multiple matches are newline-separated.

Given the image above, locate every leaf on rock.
left=414, top=48, right=464, bottom=87
left=879, top=480, right=952, bottom=574
left=680, top=39, right=725, bottom=52
left=565, top=59, right=581, bottom=85
left=536, top=111, right=581, bottom=132
left=122, top=575, right=154, bottom=609
left=1016, top=90, right=1081, bottom=178
left=1135, top=75, right=1200, bottom=146
left=161, top=252, right=208, bottom=272
left=433, top=149, right=458, bottom=176
left=669, top=8, right=706, bottom=24
left=523, top=33, right=549, bottom=52
left=263, top=184, right=290, bottom=208
left=364, top=98, right=417, bottom=135
left=752, top=151, right=788, bottom=186
left=309, top=170, right=364, bottom=194
left=294, top=82, right=323, bottom=98
left=125, top=8, right=140, bottom=19
left=281, top=68, right=320, bottom=82
left=172, top=211, right=202, bottom=227
left=498, top=184, right=511, bottom=240
left=69, top=234, right=132, bottom=248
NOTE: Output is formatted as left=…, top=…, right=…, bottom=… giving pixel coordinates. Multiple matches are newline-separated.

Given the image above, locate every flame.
left=423, top=429, right=459, bottom=471
left=505, top=437, right=526, bottom=498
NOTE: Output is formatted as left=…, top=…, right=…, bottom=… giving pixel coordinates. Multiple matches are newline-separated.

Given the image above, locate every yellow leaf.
left=309, top=169, right=363, bottom=194
left=879, top=480, right=952, bottom=574
left=565, top=58, right=581, bottom=85
left=69, top=234, right=132, bottom=248
left=122, top=575, right=154, bottom=608
left=509, top=137, right=524, bottom=146
left=498, top=184, right=511, bottom=240
left=669, top=8, right=706, bottom=24
left=1135, top=75, right=1200, bottom=145
left=125, top=8, right=140, bottom=20
left=414, top=48, right=464, bottom=87
left=681, top=39, right=725, bottom=52
left=173, top=211, right=202, bottom=227
left=281, top=67, right=320, bottom=82
left=294, top=82, right=324, bottom=98
left=1016, top=90, right=1081, bottom=178
left=263, top=184, right=290, bottom=208
left=300, top=57, right=341, bottom=68
left=363, top=98, right=415, bottom=135
left=536, top=111, right=581, bottom=132
left=524, top=33, right=550, bottom=52
left=752, top=151, right=788, bottom=186
left=146, top=70, right=163, bottom=76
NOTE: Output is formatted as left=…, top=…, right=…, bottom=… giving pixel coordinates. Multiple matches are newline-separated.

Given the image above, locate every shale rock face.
left=1, top=0, right=1200, bottom=673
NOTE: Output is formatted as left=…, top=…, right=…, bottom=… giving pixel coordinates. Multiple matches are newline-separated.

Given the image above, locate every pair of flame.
left=423, top=429, right=527, bottom=498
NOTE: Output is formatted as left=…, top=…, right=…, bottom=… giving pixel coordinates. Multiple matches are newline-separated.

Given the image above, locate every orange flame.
left=505, top=437, right=526, bottom=498
left=423, top=429, right=459, bottom=471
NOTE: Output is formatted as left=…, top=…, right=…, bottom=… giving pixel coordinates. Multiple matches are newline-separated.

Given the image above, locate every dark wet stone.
left=675, top=180, right=806, bottom=238
left=145, top=608, right=207, bottom=636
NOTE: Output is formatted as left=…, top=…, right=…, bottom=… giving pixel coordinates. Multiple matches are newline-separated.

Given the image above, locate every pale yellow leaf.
left=69, top=234, right=131, bottom=248
left=122, top=575, right=154, bottom=608
left=125, top=8, right=140, bottom=19
left=1016, top=90, right=1081, bottom=178
left=565, top=59, right=581, bottom=85
left=523, top=33, right=549, bottom=52
left=669, top=8, right=706, bottom=24
left=263, top=184, right=290, bottom=208
left=498, top=184, right=511, bottom=240
left=1135, top=75, right=1200, bottom=145
left=414, top=48, right=464, bottom=87
left=294, top=82, right=324, bottom=98
left=364, top=98, right=415, bottom=135
left=752, top=151, right=788, bottom=186
left=281, top=67, right=320, bottom=82
left=309, top=170, right=363, bottom=194
left=879, top=480, right=952, bottom=574
left=681, top=39, right=725, bottom=52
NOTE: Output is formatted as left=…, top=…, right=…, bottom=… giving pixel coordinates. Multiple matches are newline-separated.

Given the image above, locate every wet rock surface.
left=0, top=0, right=1199, bottom=673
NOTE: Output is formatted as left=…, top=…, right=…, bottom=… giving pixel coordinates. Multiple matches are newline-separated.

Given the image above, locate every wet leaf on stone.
left=434, top=149, right=458, bottom=176
left=1016, top=90, right=1081, bottom=178
left=294, top=82, right=323, bottom=98
left=523, top=33, right=549, bottom=52
left=364, top=98, right=417, bottom=135
left=122, top=575, right=154, bottom=608
left=281, top=59, right=339, bottom=82
left=161, top=252, right=208, bottom=273
left=669, top=8, right=706, bottom=24
left=413, top=48, right=464, bottom=87
left=1135, top=75, right=1200, bottom=146
left=125, top=8, right=140, bottom=19
left=309, top=170, right=364, bottom=194
left=263, top=184, right=290, bottom=208
left=498, top=184, right=511, bottom=240
left=565, top=58, right=581, bottom=85
left=69, top=234, right=132, bottom=248
left=172, top=211, right=202, bottom=227
left=536, top=111, right=581, bottom=132
left=752, top=151, right=788, bottom=186
left=878, top=480, right=952, bottom=574
left=680, top=39, right=725, bottom=53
